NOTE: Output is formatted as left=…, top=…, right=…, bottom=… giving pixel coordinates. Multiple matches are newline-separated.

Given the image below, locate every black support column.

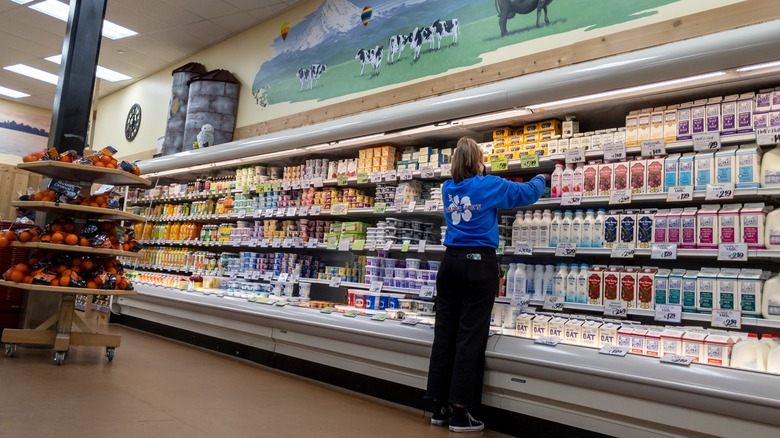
left=48, top=0, right=107, bottom=154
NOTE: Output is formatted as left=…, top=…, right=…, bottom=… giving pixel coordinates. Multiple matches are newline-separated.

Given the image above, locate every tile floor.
left=0, top=325, right=511, bottom=438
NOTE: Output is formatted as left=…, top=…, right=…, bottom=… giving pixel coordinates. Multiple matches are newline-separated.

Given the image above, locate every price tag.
left=275, top=300, right=289, bottom=307
left=399, top=169, right=413, bottom=181
left=666, top=186, right=693, bottom=202
left=365, top=240, right=377, bottom=251
left=260, top=239, right=270, bottom=248
left=535, top=336, right=561, bottom=347
left=312, top=177, right=324, bottom=188
left=352, top=239, right=366, bottom=251
left=292, top=180, right=301, bottom=190
left=510, top=294, right=529, bottom=308
left=423, top=200, right=438, bottom=212
left=307, top=238, right=319, bottom=249
left=373, top=202, right=387, bottom=214
left=250, top=271, right=261, bottom=280
left=249, top=239, right=259, bottom=248
left=417, top=240, right=426, bottom=253
left=599, top=345, right=630, bottom=357
left=336, top=239, right=350, bottom=251
left=263, top=272, right=274, bottom=281
left=320, top=307, right=335, bottom=314
left=603, top=142, right=626, bottom=161
left=371, top=313, right=388, bottom=321
left=611, top=243, right=635, bottom=258
left=271, top=239, right=282, bottom=248
left=654, top=304, right=682, bottom=323
left=281, top=181, right=291, bottom=191
left=383, top=240, right=394, bottom=251
left=401, top=240, right=411, bottom=252
left=294, top=238, right=305, bottom=248
left=609, top=189, right=632, bottom=205
left=419, top=285, right=436, bottom=298
left=331, top=203, right=349, bottom=215
left=369, top=281, right=383, bottom=293
left=661, top=354, right=693, bottom=366
left=543, top=295, right=565, bottom=311
left=255, top=209, right=264, bottom=218
left=310, top=205, right=321, bottom=216
left=401, top=318, right=422, bottom=326
left=337, top=175, right=349, bottom=186
left=718, top=243, right=748, bottom=261
left=521, top=153, right=539, bottom=169
left=278, top=273, right=290, bottom=282
left=756, top=126, right=780, bottom=146
left=326, top=240, right=338, bottom=250
left=565, top=148, right=586, bottom=164
left=693, top=132, right=721, bottom=151
left=384, top=170, right=397, bottom=182
left=286, top=207, right=297, bottom=217
left=406, top=201, right=417, bottom=212
left=233, top=240, right=242, bottom=248
left=641, top=139, right=666, bottom=157
left=344, top=310, right=360, bottom=318
left=603, top=300, right=628, bottom=318
left=711, top=309, right=742, bottom=329
left=275, top=209, right=285, bottom=217
left=555, top=243, right=576, bottom=257
left=281, top=238, right=292, bottom=248
left=369, top=172, right=382, bottom=183
left=298, top=206, right=309, bottom=216
left=489, top=156, right=508, bottom=172
left=651, top=244, right=678, bottom=260
left=496, top=240, right=506, bottom=255
left=357, top=173, right=369, bottom=184
left=514, top=241, right=533, bottom=256
left=560, top=192, right=582, bottom=206
left=237, top=210, right=247, bottom=219
left=420, top=167, right=435, bottom=179
left=329, top=276, right=342, bottom=288
left=705, top=183, right=734, bottom=200
left=440, top=164, right=452, bottom=177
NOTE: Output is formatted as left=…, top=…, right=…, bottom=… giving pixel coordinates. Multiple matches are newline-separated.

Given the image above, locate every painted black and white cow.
left=296, top=67, right=311, bottom=91
left=409, top=26, right=435, bottom=61
left=309, top=64, right=326, bottom=88
left=387, top=34, right=411, bottom=64
left=431, top=19, right=460, bottom=49
left=355, top=45, right=383, bottom=76
left=253, top=84, right=270, bottom=107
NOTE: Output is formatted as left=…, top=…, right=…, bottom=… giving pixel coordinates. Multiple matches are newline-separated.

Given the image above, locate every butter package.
left=637, top=268, right=656, bottom=309
left=716, top=268, right=741, bottom=310
left=697, top=267, right=719, bottom=314
left=515, top=313, right=534, bottom=338
left=598, top=322, right=620, bottom=347
left=676, top=103, right=692, bottom=140
left=637, top=109, right=652, bottom=142
left=736, top=145, right=762, bottom=188
left=580, top=321, right=601, bottom=348
left=664, top=105, right=679, bottom=142
left=625, top=111, right=639, bottom=146
left=569, top=134, right=583, bottom=150
left=539, top=119, right=561, bottom=133
left=580, top=134, right=593, bottom=151
left=522, top=123, right=539, bottom=134
left=668, top=268, right=686, bottom=306
left=664, top=153, right=680, bottom=191
left=557, top=137, right=570, bottom=153
left=613, top=128, right=626, bottom=148
left=694, top=151, right=715, bottom=190
left=691, top=99, right=707, bottom=135
left=715, top=146, right=737, bottom=185
left=562, top=117, right=579, bottom=137
left=563, top=319, right=584, bottom=345
left=654, top=269, right=671, bottom=305
left=706, top=97, right=722, bottom=133
left=493, top=127, right=513, bottom=139
left=721, top=95, right=738, bottom=135
left=682, top=330, right=708, bottom=362
left=650, top=107, right=665, bottom=140
left=532, top=314, right=551, bottom=339
left=660, top=328, right=685, bottom=356
left=737, top=93, right=755, bottom=133
left=678, top=153, right=695, bottom=188
left=682, top=270, right=699, bottom=313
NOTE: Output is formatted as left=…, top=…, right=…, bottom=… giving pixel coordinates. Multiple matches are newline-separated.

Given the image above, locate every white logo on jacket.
left=447, top=194, right=472, bottom=224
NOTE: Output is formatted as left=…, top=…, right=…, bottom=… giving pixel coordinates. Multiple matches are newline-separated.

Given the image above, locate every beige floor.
left=0, top=325, right=511, bottom=438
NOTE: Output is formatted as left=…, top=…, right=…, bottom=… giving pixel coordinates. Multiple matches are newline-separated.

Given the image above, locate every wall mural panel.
left=0, top=106, right=49, bottom=157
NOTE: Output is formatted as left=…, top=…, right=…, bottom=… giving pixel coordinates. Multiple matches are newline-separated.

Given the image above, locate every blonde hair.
left=451, top=137, right=484, bottom=182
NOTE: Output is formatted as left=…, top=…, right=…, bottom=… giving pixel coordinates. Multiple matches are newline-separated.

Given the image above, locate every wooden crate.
left=0, top=164, right=42, bottom=222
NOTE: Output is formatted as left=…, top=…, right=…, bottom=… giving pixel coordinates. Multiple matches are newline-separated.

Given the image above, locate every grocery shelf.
left=297, top=277, right=429, bottom=297
left=17, top=161, right=151, bottom=187
left=10, top=241, right=141, bottom=258
left=12, top=201, right=147, bottom=222
left=502, top=246, right=780, bottom=260
left=0, top=279, right=137, bottom=295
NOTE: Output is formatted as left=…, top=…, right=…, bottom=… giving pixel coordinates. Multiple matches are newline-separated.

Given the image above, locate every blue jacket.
left=443, top=175, right=545, bottom=248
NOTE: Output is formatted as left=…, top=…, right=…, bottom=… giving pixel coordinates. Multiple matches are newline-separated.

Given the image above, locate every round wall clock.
left=125, top=103, right=141, bottom=141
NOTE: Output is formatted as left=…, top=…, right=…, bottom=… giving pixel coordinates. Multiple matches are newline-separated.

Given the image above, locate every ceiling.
left=0, top=0, right=304, bottom=109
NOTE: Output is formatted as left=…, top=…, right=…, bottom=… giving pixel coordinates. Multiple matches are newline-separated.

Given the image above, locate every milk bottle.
left=550, top=211, right=563, bottom=246
left=543, top=264, right=555, bottom=296
left=731, top=334, right=766, bottom=372
left=538, top=210, right=552, bottom=247
left=561, top=210, right=574, bottom=244
left=593, top=209, right=606, bottom=248
left=529, top=211, right=542, bottom=247
left=572, top=210, right=585, bottom=247
left=533, top=264, right=545, bottom=300
left=582, top=209, right=595, bottom=248
left=520, top=211, right=532, bottom=243
left=576, top=264, right=589, bottom=304
left=762, top=271, right=780, bottom=320
left=506, top=263, right=517, bottom=298
left=551, top=163, right=564, bottom=198
left=566, top=264, right=579, bottom=302
left=553, top=264, right=568, bottom=298
left=513, top=263, right=527, bottom=300
left=511, top=212, right=523, bottom=246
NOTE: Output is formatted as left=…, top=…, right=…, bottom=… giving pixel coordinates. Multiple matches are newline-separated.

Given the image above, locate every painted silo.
left=183, top=69, right=240, bottom=151
left=161, top=62, right=207, bottom=156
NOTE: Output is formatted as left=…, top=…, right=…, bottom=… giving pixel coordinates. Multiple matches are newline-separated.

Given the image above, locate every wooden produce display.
left=1, top=161, right=150, bottom=365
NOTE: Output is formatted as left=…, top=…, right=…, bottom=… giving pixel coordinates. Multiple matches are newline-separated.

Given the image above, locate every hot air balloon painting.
left=361, top=6, right=372, bottom=26
left=281, top=22, right=289, bottom=41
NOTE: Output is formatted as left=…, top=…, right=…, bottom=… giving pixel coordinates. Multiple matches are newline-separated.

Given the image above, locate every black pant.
left=426, top=246, right=498, bottom=408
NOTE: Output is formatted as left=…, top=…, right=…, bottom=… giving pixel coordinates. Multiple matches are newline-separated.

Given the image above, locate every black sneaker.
left=431, top=403, right=452, bottom=426
left=449, top=407, right=484, bottom=433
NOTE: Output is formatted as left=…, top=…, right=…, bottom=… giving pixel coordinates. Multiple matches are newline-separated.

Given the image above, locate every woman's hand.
left=537, top=173, right=551, bottom=183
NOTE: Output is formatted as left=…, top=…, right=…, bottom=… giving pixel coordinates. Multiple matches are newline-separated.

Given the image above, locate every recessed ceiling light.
left=0, top=86, right=30, bottom=99
left=30, top=0, right=137, bottom=40
left=4, top=64, right=59, bottom=85
left=46, top=55, right=131, bottom=82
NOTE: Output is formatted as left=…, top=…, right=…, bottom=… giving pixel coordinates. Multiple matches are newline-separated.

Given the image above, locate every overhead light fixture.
left=4, top=64, right=58, bottom=85
left=45, top=55, right=131, bottom=82
left=303, top=143, right=334, bottom=151
left=737, top=60, right=780, bottom=72
left=526, top=71, right=727, bottom=110
left=453, top=108, right=533, bottom=126
left=0, top=86, right=30, bottom=98
left=30, top=0, right=137, bottom=40
left=10, top=0, right=35, bottom=4
left=397, top=123, right=453, bottom=136
left=335, top=133, right=386, bottom=146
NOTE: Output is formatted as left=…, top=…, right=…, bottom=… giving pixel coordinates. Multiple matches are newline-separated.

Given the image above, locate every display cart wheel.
left=4, top=344, right=16, bottom=357
left=106, top=347, right=115, bottom=362
left=53, top=351, right=65, bottom=365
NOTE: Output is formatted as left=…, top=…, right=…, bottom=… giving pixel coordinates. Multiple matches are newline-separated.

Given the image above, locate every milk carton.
left=629, top=159, right=646, bottom=194
left=664, top=154, right=680, bottom=191
left=718, top=204, right=742, bottom=244
left=650, top=107, right=665, bottom=140
left=646, top=157, right=664, bottom=193
left=773, top=87, right=780, bottom=110
left=569, top=134, right=582, bottom=151
left=613, top=161, right=629, bottom=191
left=716, top=268, right=741, bottom=310
left=547, top=316, right=567, bottom=340
left=637, top=268, right=656, bottom=309
left=617, top=326, right=633, bottom=350
left=677, top=103, right=692, bottom=140
left=694, top=151, right=715, bottom=190
left=655, top=269, right=671, bottom=306
left=682, top=330, right=708, bottom=362
left=630, top=328, right=648, bottom=355
left=637, top=210, right=654, bottom=249
left=604, top=211, right=620, bottom=248
left=580, top=320, right=601, bottom=348
left=696, top=204, right=720, bottom=248
left=706, top=97, right=722, bottom=133
left=563, top=318, right=584, bottom=345
left=697, top=267, right=719, bottom=314
left=737, top=92, right=755, bottom=133
left=637, top=109, right=652, bottom=142
left=739, top=269, right=767, bottom=317
left=736, top=145, right=762, bottom=188
left=705, top=333, right=735, bottom=366
left=562, top=117, right=579, bottom=138
left=613, top=128, right=626, bottom=149
left=691, top=99, right=708, bottom=135
left=603, top=267, right=622, bottom=302
left=653, top=209, right=669, bottom=244
left=516, top=313, right=535, bottom=338
left=721, top=95, right=738, bottom=135
left=620, top=212, right=637, bottom=245
left=664, top=105, right=678, bottom=142
left=598, top=322, right=620, bottom=347
left=666, top=208, right=683, bottom=245
left=620, top=267, right=640, bottom=308
left=582, top=162, right=598, bottom=197
left=645, top=327, right=663, bottom=357
left=668, top=269, right=686, bottom=306
left=678, top=153, right=695, bottom=188
left=587, top=266, right=605, bottom=305
left=756, top=89, right=773, bottom=113
left=682, top=270, right=699, bottom=313
left=531, top=314, right=551, bottom=339
left=680, top=207, right=698, bottom=249
left=597, top=163, right=613, bottom=197
left=754, top=111, right=770, bottom=131
left=661, top=328, right=685, bottom=356
left=715, top=146, right=737, bottom=185
left=741, top=203, right=770, bottom=248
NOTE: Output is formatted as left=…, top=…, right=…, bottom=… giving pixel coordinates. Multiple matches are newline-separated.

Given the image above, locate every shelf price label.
left=417, top=240, right=426, bottom=253
left=357, top=173, right=369, bottom=184
left=383, top=170, right=397, bottom=182
left=286, top=207, right=297, bottom=217
left=275, top=209, right=286, bottom=217
left=420, top=167, right=436, bottom=179
left=611, top=243, right=635, bottom=259
left=260, top=239, right=270, bottom=248
left=263, top=272, right=274, bottom=281
left=667, top=186, right=694, bottom=202
left=278, top=273, right=290, bottom=282
left=271, top=239, right=282, bottom=248
left=560, top=192, right=582, bottom=206
left=371, top=313, right=388, bottom=321
left=609, top=189, right=632, bottom=205
left=281, top=181, right=291, bottom=191
left=292, top=180, right=301, bottom=190
left=654, top=304, right=682, bottom=323
left=310, top=205, right=321, bottom=216
left=331, top=203, right=349, bottom=216
left=496, top=240, right=506, bottom=255
left=369, top=172, right=382, bottom=183
left=326, top=239, right=338, bottom=250
left=651, top=243, right=678, bottom=260
left=514, top=241, right=533, bottom=256
left=406, top=201, right=417, bottom=212
left=603, top=142, right=626, bottom=162
left=599, top=345, right=629, bottom=357
left=693, top=132, right=721, bottom=151
left=329, top=276, right=343, bottom=288
left=565, top=148, right=586, bottom=164
left=641, top=139, right=666, bottom=157
left=336, top=239, right=351, bottom=251
left=365, top=240, right=377, bottom=251
left=352, top=239, right=366, bottom=251
left=535, top=336, right=561, bottom=347
left=401, top=318, right=422, bottom=326
left=521, top=153, right=539, bottom=169
left=603, top=300, right=628, bottom=318
left=312, top=177, right=324, bottom=188
left=307, top=238, right=319, bottom=249
left=337, top=175, right=349, bottom=186
left=249, top=239, right=259, bottom=248
left=401, top=240, right=411, bottom=252
left=281, top=238, right=293, bottom=248
left=343, top=310, right=360, bottom=318
left=718, top=243, right=748, bottom=261
left=440, top=164, right=452, bottom=177
left=298, top=206, right=309, bottom=216
left=320, top=307, right=335, bottom=314
left=705, top=183, right=734, bottom=200
left=424, top=200, right=439, bottom=212
left=661, top=354, right=693, bottom=366
left=490, top=156, right=509, bottom=172
left=373, top=202, right=387, bottom=214
left=369, top=281, right=383, bottom=293
left=711, top=309, right=742, bottom=329
left=543, top=295, right=565, bottom=311
left=399, top=169, right=413, bottom=181
left=383, top=240, right=394, bottom=251
left=756, top=126, right=780, bottom=146
left=555, top=243, right=576, bottom=257
left=419, top=285, right=435, bottom=298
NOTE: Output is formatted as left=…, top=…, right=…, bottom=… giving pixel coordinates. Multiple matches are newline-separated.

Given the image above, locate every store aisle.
left=0, top=325, right=511, bottom=438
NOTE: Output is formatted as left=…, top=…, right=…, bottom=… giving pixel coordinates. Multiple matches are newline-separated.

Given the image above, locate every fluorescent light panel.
left=30, top=0, right=137, bottom=40
left=737, top=60, right=780, bottom=72
left=0, top=86, right=30, bottom=98
left=46, top=55, right=130, bottom=82
left=4, top=64, right=58, bottom=85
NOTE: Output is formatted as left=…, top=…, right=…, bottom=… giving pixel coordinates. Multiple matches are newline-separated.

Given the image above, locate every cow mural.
left=409, top=26, right=435, bottom=61
left=296, top=64, right=327, bottom=90
left=387, top=34, right=411, bottom=64
left=496, top=0, right=554, bottom=37
left=254, top=84, right=270, bottom=107
left=431, top=19, right=460, bottom=49
left=296, top=67, right=311, bottom=90
left=355, top=46, right=383, bottom=76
